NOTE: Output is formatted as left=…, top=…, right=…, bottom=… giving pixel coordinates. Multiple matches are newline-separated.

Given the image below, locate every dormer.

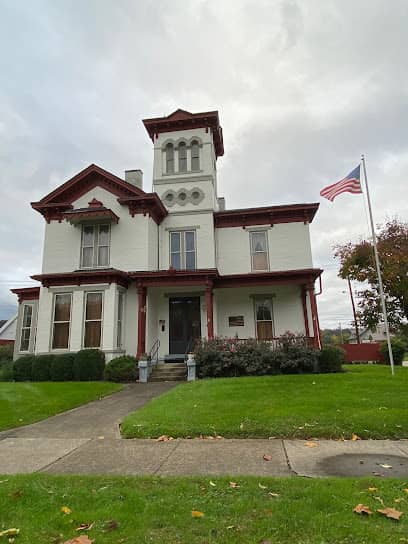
left=143, top=109, right=224, bottom=212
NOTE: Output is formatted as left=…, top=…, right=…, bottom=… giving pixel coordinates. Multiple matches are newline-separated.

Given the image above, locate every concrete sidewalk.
left=1, top=437, right=408, bottom=477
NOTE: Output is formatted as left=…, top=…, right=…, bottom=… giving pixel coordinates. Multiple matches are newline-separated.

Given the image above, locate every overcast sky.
left=0, top=0, right=407, bottom=328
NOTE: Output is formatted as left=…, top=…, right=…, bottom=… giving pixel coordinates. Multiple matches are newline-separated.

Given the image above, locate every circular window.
left=192, top=191, right=200, bottom=200
left=166, top=193, right=174, bottom=202
left=179, top=192, right=187, bottom=201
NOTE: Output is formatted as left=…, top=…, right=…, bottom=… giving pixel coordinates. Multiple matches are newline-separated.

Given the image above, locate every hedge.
left=50, top=353, right=76, bottom=381
left=73, top=349, right=105, bottom=381
left=104, top=356, right=138, bottom=382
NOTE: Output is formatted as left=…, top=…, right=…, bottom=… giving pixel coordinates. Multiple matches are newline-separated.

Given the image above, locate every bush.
left=0, top=361, right=14, bottom=381
left=0, top=344, right=13, bottom=362
left=104, top=356, right=138, bottom=382
left=279, top=344, right=318, bottom=374
left=13, top=355, right=35, bottom=381
left=50, top=353, right=76, bottom=381
left=380, top=337, right=407, bottom=366
left=318, top=345, right=346, bottom=373
left=31, top=354, right=54, bottom=381
left=73, top=349, right=105, bottom=381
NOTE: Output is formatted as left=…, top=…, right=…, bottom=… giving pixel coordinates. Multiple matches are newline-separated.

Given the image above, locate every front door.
left=169, top=297, right=201, bottom=354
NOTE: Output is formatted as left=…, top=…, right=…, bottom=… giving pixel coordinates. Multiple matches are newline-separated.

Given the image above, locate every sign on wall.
left=229, top=316, right=244, bottom=327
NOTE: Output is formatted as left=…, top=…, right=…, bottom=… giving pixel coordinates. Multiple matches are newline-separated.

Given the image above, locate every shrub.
left=50, top=353, right=76, bottom=381
left=0, top=344, right=13, bottom=362
left=0, top=361, right=14, bottom=381
left=104, top=356, right=138, bottom=382
left=318, top=345, right=346, bottom=373
left=73, top=349, right=105, bottom=381
left=380, top=337, right=407, bottom=366
left=31, top=354, right=54, bottom=381
left=279, top=344, right=318, bottom=374
left=13, top=355, right=35, bottom=381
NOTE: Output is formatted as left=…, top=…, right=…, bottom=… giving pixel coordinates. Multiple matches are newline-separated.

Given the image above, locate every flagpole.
left=361, top=154, right=395, bottom=376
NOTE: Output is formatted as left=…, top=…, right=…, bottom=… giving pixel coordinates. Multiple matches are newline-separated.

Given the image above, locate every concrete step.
left=149, top=376, right=186, bottom=382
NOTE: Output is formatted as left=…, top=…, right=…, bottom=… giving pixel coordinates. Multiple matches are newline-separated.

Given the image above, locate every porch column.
left=205, top=281, right=214, bottom=339
left=137, top=285, right=147, bottom=357
left=307, top=283, right=321, bottom=349
left=301, top=286, right=310, bottom=337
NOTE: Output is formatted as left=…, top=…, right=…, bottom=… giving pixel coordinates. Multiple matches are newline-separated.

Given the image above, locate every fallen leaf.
left=404, top=489, right=408, bottom=494
left=229, top=481, right=240, bottom=489
left=63, top=536, right=94, bottom=544
left=192, top=510, right=205, bottom=518
left=0, top=480, right=9, bottom=484
left=103, top=520, right=119, bottom=532
left=380, top=464, right=393, bottom=469
left=11, top=490, right=23, bottom=500
left=209, top=481, right=216, bottom=487
left=368, top=487, right=378, bottom=492
left=258, top=483, right=267, bottom=489
left=352, top=433, right=361, bottom=441
left=75, top=523, right=94, bottom=531
left=61, top=506, right=72, bottom=515
left=374, top=496, right=385, bottom=506
left=304, top=442, right=318, bottom=448
left=226, top=525, right=235, bottom=530
left=157, top=435, right=174, bottom=442
left=353, top=503, right=373, bottom=515
left=394, top=498, right=405, bottom=503
left=263, top=454, right=272, bottom=461
left=268, top=492, right=280, bottom=498
left=239, top=422, right=244, bottom=430
left=377, top=507, right=403, bottom=521
left=0, top=529, right=19, bottom=538
left=97, top=436, right=104, bottom=440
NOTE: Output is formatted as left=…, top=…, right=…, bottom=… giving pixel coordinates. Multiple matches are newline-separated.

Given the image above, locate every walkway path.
left=1, top=383, right=408, bottom=478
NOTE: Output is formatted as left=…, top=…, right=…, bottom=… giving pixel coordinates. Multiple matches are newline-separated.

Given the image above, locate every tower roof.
left=143, top=109, right=224, bottom=157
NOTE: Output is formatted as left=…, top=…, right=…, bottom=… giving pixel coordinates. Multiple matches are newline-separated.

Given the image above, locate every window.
left=191, top=140, right=200, bottom=171
left=81, top=224, right=110, bottom=268
left=170, top=230, right=196, bottom=270
left=250, top=231, right=269, bottom=271
left=117, top=291, right=124, bottom=349
left=52, top=294, right=72, bottom=349
left=84, top=292, right=103, bottom=348
left=19, top=304, right=33, bottom=352
left=166, top=143, right=174, bottom=173
left=255, top=298, right=274, bottom=340
left=178, top=142, right=187, bottom=172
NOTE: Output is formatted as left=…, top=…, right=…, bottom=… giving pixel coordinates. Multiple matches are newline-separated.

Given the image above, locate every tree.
left=334, top=219, right=408, bottom=329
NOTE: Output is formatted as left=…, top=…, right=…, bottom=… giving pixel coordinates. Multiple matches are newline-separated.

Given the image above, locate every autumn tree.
left=334, top=219, right=408, bottom=329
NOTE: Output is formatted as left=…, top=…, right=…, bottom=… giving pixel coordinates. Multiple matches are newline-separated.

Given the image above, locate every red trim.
left=0, top=339, right=14, bottom=346
left=205, top=282, right=214, bottom=339
left=62, top=208, right=120, bottom=224
left=301, top=286, right=310, bottom=337
left=30, top=164, right=167, bottom=223
left=129, top=269, right=219, bottom=287
left=31, top=269, right=129, bottom=289
left=214, top=203, right=319, bottom=228
left=11, top=287, right=40, bottom=303
left=137, top=285, right=147, bottom=357
left=143, top=109, right=224, bottom=158
left=117, top=194, right=168, bottom=225
left=216, top=269, right=322, bottom=288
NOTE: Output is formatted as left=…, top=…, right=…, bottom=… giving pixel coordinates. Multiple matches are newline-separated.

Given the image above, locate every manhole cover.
left=318, top=453, right=408, bottom=478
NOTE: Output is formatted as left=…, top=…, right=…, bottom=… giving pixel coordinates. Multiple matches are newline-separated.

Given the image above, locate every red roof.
left=143, top=109, right=224, bottom=158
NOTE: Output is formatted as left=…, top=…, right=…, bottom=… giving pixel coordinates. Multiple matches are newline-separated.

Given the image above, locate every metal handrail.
left=149, top=339, right=160, bottom=365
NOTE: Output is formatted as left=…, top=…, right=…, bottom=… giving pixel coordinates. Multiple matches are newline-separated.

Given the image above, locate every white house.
left=0, top=315, right=17, bottom=347
left=12, top=109, right=322, bottom=363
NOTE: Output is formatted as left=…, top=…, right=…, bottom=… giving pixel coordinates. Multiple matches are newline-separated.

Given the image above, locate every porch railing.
left=149, top=339, right=160, bottom=365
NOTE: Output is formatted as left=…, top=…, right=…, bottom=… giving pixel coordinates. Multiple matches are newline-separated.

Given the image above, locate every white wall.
left=216, top=285, right=306, bottom=338
left=216, top=223, right=313, bottom=274
left=42, top=187, right=157, bottom=273
left=0, top=315, right=17, bottom=341
left=159, top=212, right=216, bottom=270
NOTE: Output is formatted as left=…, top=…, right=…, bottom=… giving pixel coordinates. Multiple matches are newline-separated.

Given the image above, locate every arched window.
left=178, top=142, right=187, bottom=172
left=191, top=140, right=200, bottom=171
left=166, top=143, right=174, bottom=174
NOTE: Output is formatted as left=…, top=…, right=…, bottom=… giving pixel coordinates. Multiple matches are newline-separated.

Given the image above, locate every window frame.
left=83, top=291, right=104, bottom=349
left=178, top=142, right=187, bottom=172
left=254, top=297, right=275, bottom=341
left=169, top=230, right=197, bottom=270
left=249, top=230, right=269, bottom=272
left=116, top=290, right=125, bottom=349
left=165, top=143, right=175, bottom=174
left=191, top=140, right=200, bottom=171
left=19, top=303, right=34, bottom=352
left=80, top=224, right=111, bottom=269
left=51, top=293, right=72, bottom=351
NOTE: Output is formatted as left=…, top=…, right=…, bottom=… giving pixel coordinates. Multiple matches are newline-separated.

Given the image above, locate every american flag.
left=320, top=165, right=362, bottom=202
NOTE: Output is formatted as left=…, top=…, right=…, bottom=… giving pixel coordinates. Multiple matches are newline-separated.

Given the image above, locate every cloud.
left=0, top=0, right=407, bottom=327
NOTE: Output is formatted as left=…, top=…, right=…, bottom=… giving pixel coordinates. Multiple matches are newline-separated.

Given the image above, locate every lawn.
left=121, top=365, right=408, bottom=439
left=0, top=474, right=407, bottom=543
left=0, top=382, right=122, bottom=431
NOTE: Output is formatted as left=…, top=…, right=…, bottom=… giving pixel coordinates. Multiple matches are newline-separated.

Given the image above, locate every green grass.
left=122, top=365, right=408, bottom=439
left=0, top=474, right=407, bottom=543
left=0, top=382, right=122, bottom=431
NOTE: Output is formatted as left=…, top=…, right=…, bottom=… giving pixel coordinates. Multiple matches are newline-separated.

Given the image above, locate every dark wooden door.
left=169, top=297, right=201, bottom=354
